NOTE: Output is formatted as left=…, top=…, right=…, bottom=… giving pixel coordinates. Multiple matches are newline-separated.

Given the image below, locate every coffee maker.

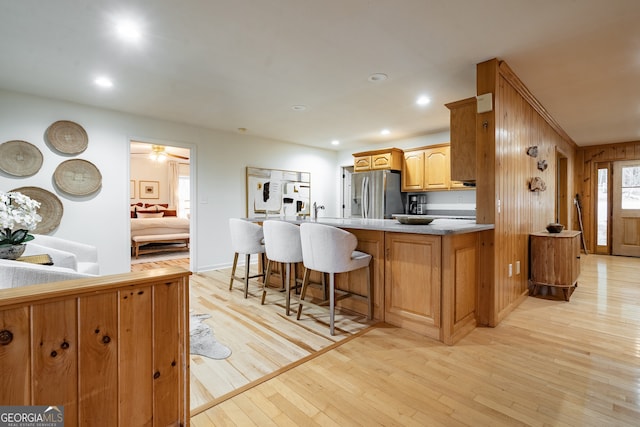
left=408, top=195, right=418, bottom=215
left=408, top=194, right=427, bottom=215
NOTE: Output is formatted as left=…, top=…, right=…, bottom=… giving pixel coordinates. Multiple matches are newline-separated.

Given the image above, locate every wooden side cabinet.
left=529, top=230, right=581, bottom=301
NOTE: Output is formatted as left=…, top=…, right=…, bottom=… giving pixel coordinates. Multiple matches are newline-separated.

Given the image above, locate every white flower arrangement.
left=0, top=191, right=42, bottom=247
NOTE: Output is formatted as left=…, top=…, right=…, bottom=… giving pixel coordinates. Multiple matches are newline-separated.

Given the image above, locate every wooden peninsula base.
left=259, top=218, right=493, bottom=345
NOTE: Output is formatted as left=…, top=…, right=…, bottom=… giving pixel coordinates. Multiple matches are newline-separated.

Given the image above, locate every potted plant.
left=0, top=191, right=42, bottom=259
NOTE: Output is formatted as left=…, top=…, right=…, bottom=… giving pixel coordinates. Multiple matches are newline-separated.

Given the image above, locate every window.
left=597, top=168, right=608, bottom=246
left=178, top=175, right=190, bottom=218
left=621, top=165, right=640, bottom=209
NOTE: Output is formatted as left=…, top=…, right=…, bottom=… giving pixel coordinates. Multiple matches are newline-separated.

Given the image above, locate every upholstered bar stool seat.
left=261, top=220, right=304, bottom=315
left=228, top=218, right=266, bottom=298
left=298, top=222, right=372, bottom=335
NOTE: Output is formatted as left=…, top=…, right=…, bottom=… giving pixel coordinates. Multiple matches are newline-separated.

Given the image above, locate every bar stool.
left=297, top=222, right=372, bottom=335
left=228, top=218, right=266, bottom=298
left=261, top=220, right=304, bottom=315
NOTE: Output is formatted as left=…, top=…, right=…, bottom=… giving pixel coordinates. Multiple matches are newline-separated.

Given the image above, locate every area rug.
left=190, top=313, right=232, bottom=360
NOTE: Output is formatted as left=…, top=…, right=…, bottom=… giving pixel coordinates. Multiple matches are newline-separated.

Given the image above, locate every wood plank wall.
left=476, top=59, right=577, bottom=326
left=577, top=140, right=640, bottom=253
left=0, top=268, right=190, bottom=427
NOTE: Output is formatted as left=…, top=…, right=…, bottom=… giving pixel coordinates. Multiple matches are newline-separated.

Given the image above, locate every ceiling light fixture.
left=416, top=95, right=431, bottom=106
left=331, top=140, right=340, bottom=146
left=149, top=145, right=168, bottom=162
left=94, top=76, right=114, bottom=88
left=291, top=105, right=307, bottom=111
left=368, top=73, right=388, bottom=82
left=380, top=129, right=391, bottom=135
left=115, top=19, right=142, bottom=43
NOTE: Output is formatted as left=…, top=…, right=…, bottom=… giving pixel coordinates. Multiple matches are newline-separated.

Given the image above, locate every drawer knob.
left=0, top=329, right=13, bottom=346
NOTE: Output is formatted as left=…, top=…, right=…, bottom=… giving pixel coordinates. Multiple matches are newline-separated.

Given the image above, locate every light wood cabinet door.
left=371, top=152, right=393, bottom=170
left=354, top=155, right=372, bottom=172
left=446, top=97, right=476, bottom=182
left=384, top=232, right=441, bottom=340
left=402, top=150, right=424, bottom=191
left=353, top=148, right=403, bottom=171
left=424, top=146, right=450, bottom=190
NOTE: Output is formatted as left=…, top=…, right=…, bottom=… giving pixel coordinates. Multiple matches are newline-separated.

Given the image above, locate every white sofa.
left=0, top=235, right=99, bottom=289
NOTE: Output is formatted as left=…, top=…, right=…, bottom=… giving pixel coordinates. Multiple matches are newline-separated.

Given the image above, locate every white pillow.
left=137, top=212, right=164, bottom=218
left=145, top=204, right=168, bottom=211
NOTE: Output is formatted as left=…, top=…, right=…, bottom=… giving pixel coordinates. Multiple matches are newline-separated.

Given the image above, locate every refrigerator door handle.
left=362, top=176, right=369, bottom=219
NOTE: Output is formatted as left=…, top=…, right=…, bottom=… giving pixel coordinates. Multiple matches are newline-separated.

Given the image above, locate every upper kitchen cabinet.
left=402, top=150, right=424, bottom=191
left=445, top=97, right=476, bottom=182
left=353, top=148, right=403, bottom=172
left=402, top=143, right=461, bottom=191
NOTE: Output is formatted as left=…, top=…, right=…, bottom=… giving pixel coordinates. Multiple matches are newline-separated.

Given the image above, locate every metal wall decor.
left=45, top=120, right=88, bottom=154
left=528, top=177, right=547, bottom=192
left=0, top=140, right=43, bottom=176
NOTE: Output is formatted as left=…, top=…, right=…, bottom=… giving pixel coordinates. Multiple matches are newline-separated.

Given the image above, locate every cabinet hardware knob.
left=0, top=330, right=13, bottom=346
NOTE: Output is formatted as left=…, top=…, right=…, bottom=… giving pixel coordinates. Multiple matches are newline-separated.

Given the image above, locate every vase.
left=0, top=244, right=26, bottom=260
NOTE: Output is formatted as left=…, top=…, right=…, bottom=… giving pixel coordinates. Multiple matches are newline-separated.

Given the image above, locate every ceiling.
left=1, top=1, right=639, bottom=151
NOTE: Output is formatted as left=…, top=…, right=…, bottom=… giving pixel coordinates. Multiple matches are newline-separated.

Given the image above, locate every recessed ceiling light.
left=416, top=95, right=431, bottom=106
left=94, top=76, right=113, bottom=88
left=238, top=127, right=247, bottom=132
left=368, top=73, right=388, bottom=82
left=331, top=140, right=340, bottom=146
left=291, top=105, right=307, bottom=111
left=115, top=19, right=142, bottom=43
left=380, top=129, right=391, bottom=135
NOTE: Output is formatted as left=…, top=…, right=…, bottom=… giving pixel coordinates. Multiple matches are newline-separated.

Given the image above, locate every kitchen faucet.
left=312, top=202, right=325, bottom=220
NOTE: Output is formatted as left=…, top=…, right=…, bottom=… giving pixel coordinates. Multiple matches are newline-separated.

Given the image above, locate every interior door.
left=612, top=160, right=640, bottom=256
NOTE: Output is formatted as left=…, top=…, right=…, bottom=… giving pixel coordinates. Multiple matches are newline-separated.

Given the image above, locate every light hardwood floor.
left=131, top=256, right=375, bottom=415
left=187, top=254, right=640, bottom=426
left=132, top=255, right=640, bottom=426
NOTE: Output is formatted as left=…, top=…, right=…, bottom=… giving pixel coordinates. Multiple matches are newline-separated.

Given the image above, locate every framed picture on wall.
left=130, top=180, right=136, bottom=199
left=140, top=180, right=159, bottom=199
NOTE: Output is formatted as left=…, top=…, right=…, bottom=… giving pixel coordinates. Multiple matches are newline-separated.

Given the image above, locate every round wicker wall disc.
left=46, top=120, right=88, bottom=154
left=0, top=140, right=43, bottom=176
left=54, top=159, right=102, bottom=196
left=9, top=186, right=63, bottom=234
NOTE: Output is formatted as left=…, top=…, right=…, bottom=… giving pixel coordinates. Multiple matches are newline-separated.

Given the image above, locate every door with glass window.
left=612, top=160, right=640, bottom=256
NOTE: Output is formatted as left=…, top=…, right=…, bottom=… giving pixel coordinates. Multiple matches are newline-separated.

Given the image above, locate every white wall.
left=0, top=90, right=338, bottom=274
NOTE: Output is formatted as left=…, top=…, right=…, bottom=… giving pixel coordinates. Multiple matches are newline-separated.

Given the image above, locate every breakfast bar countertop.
left=248, top=216, right=494, bottom=235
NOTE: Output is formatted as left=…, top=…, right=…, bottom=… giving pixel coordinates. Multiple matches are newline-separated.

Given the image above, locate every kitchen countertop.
left=248, top=216, right=494, bottom=235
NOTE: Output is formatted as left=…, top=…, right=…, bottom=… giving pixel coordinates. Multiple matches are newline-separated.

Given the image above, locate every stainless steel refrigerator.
left=350, top=170, right=404, bottom=219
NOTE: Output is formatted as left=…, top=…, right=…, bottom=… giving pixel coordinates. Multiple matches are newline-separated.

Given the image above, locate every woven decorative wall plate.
left=45, top=120, right=88, bottom=154
left=0, top=140, right=43, bottom=176
left=54, top=159, right=102, bottom=196
left=10, top=186, right=64, bottom=234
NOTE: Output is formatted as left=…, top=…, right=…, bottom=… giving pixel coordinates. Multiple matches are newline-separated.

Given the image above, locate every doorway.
left=342, top=166, right=353, bottom=218
left=130, top=141, right=193, bottom=268
left=556, top=151, right=568, bottom=226
left=612, top=160, right=640, bottom=256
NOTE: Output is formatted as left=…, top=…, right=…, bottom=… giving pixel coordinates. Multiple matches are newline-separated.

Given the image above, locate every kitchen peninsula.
left=255, top=217, right=494, bottom=345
